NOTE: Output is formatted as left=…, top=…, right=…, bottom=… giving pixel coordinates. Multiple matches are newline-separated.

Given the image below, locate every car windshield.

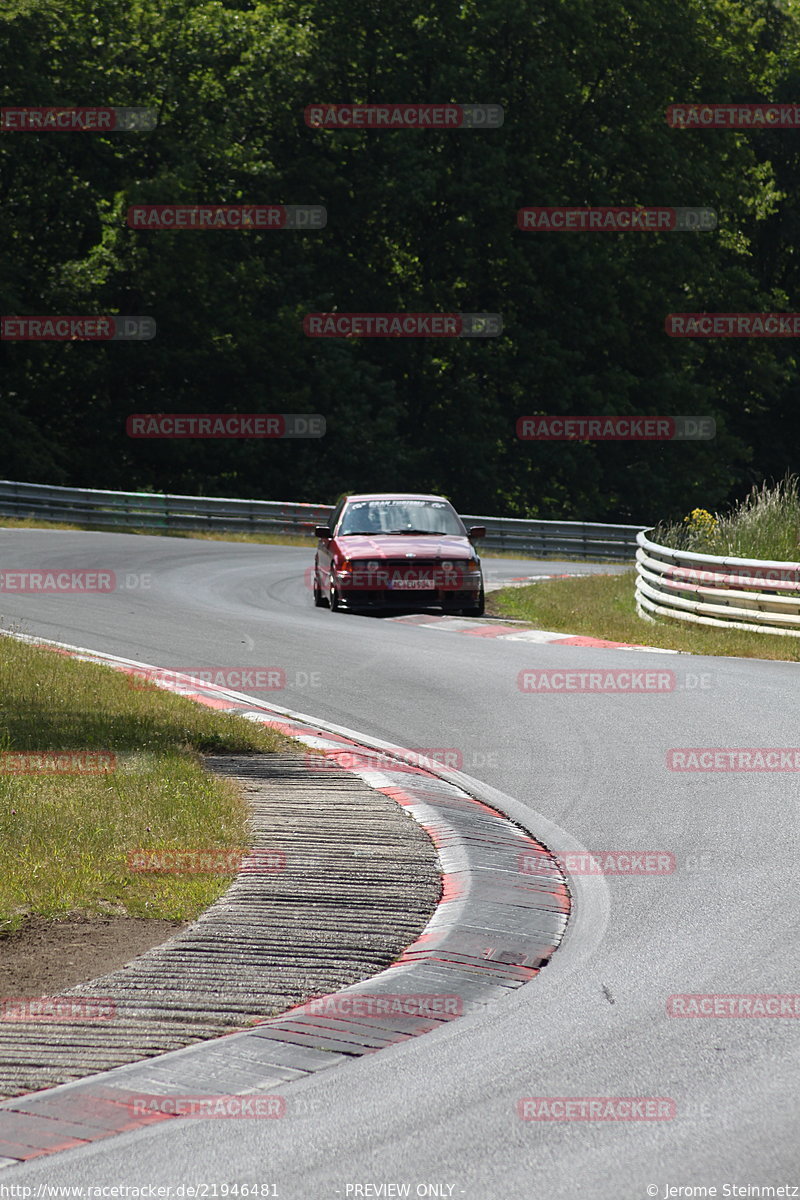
left=338, top=499, right=466, bottom=537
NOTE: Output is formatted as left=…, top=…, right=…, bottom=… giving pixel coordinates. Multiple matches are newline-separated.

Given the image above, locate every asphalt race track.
left=1, top=529, right=798, bottom=1198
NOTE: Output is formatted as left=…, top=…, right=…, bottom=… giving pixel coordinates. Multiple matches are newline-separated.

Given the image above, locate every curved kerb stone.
left=0, top=636, right=571, bottom=1166
left=0, top=752, right=442, bottom=1098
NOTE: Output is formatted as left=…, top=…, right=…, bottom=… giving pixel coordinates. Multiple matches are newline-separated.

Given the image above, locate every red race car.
left=313, top=493, right=486, bottom=615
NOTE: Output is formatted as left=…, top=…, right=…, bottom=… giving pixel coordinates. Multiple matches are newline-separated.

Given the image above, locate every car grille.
left=353, top=559, right=440, bottom=571
left=346, top=559, right=469, bottom=591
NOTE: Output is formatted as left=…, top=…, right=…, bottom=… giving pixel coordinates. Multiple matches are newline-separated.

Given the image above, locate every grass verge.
left=486, top=570, right=800, bottom=661
left=655, top=475, right=800, bottom=560
left=0, top=636, right=294, bottom=934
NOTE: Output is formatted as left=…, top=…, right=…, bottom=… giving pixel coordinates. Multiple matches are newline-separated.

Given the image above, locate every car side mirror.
left=314, top=525, right=332, bottom=539
left=468, top=526, right=486, bottom=541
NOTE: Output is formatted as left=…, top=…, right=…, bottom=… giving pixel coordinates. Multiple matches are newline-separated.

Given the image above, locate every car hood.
left=335, top=534, right=475, bottom=559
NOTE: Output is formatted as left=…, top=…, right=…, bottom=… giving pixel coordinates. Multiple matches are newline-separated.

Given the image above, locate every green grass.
left=0, top=636, right=294, bottom=934
left=487, top=570, right=800, bottom=661
left=655, top=475, right=800, bottom=561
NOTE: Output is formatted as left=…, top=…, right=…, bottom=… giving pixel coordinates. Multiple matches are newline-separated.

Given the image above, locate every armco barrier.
left=0, top=480, right=332, bottom=538
left=0, top=480, right=644, bottom=561
left=635, top=529, right=800, bottom=637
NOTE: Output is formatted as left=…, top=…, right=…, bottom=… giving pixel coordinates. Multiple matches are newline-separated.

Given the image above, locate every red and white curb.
left=392, top=612, right=679, bottom=653
left=0, top=631, right=570, bottom=1167
left=386, top=572, right=679, bottom=652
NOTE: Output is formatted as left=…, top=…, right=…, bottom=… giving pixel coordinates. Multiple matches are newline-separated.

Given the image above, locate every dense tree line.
left=1, top=0, right=799, bottom=521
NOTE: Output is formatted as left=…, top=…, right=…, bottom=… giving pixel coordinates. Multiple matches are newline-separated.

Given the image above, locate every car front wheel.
left=313, top=569, right=328, bottom=608
left=461, top=586, right=485, bottom=617
left=329, top=577, right=341, bottom=611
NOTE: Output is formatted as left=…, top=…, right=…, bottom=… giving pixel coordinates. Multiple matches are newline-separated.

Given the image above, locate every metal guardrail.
left=635, top=529, right=800, bottom=637
left=457, top=514, right=644, bottom=560
left=0, top=479, right=644, bottom=560
left=0, top=480, right=332, bottom=538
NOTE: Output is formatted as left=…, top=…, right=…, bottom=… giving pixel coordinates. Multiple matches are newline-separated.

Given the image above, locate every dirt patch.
left=0, top=913, right=187, bottom=997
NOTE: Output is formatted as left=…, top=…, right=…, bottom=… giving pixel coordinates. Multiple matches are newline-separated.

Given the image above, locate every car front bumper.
left=334, top=570, right=483, bottom=609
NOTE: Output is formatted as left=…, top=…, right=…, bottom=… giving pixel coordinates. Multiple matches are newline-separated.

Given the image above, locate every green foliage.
left=1, top=0, right=798, bottom=519
left=655, top=474, right=800, bottom=558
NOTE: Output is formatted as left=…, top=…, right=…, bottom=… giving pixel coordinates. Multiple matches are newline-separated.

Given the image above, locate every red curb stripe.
left=0, top=1140, right=48, bottom=1160
left=0, top=634, right=570, bottom=1163
left=463, top=625, right=521, bottom=637
left=554, top=635, right=645, bottom=647
left=374, top=785, right=419, bottom=804
left=440, top=874, right=465, bottom=902
left=0, top=1136, right=87, bottom=1158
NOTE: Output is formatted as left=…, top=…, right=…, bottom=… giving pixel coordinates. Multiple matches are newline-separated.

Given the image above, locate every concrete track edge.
left=0, top=632, right=607, bottom=1167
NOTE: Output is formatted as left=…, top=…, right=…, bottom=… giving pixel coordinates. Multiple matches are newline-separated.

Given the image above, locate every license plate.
left=389, top=578, right=435, bottom=589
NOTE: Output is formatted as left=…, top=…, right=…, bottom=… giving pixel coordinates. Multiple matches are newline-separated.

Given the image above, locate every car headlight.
left=441, top=560, right=453, bottom=570
left=367, top=561, right=379, bottom=570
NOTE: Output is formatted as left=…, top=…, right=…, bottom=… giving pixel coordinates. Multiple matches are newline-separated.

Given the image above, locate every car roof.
left=342, top=493, right=452, bottom=504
